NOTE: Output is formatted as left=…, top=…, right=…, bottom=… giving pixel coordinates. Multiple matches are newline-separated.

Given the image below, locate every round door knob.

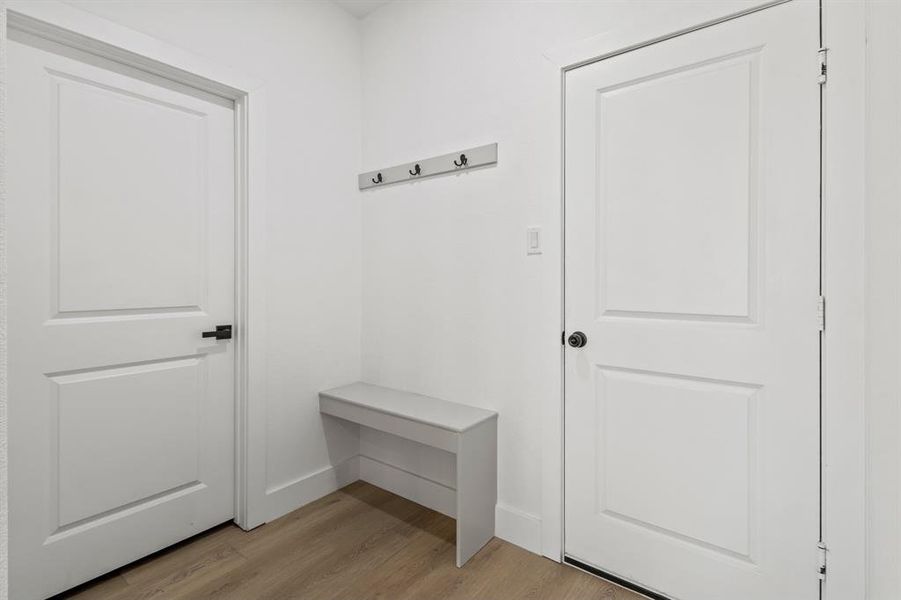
left=567, top=331, right=588, bottom=348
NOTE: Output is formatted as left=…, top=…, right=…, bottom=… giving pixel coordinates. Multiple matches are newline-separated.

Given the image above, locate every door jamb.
left=0, top=0, right=270, bottom=534
left=549, top=3, right=866, bottom=600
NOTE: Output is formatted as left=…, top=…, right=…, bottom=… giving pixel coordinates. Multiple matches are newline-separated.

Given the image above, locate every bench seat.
left=319, top=382, right=498, bottom=567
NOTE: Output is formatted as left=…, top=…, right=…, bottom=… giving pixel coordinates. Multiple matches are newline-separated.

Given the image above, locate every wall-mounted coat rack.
left=358, top=143, right=497, bottom=190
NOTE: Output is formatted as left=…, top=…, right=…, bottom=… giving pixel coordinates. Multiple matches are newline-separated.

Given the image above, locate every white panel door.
left=564, top=3, right=819, bottom=600
left=8, top=33, right=236, bottom=600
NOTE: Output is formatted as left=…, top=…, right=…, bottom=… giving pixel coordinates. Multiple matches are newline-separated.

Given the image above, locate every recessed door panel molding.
left=9, top=33, right=237, bottom=600
left=565, top=3, right=819, bottom=599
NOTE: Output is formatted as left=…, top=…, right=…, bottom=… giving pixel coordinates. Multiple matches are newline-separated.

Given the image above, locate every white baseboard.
left=358, top=454, right=456, bottom=518
left=261, top=454, right=543, bottom=558
left=264, top=455, right=360, bottom=522
left=495, top=502, right=542, bottom=555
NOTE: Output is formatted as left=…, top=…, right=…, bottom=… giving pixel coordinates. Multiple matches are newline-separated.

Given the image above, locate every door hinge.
left=818, top=47, right=828, bottom=85
left=818, top=542, right=827, bottom=581
left=817, top=295, right=826, bottom=332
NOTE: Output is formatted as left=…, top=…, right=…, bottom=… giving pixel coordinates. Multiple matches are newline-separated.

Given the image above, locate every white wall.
left=61, top=0, right=364, bottom=521
left=357, top=0, right=774, bottom=555
left=358, top=0, right=614, bottom=553
left=865, top=1, right=901, bottom=597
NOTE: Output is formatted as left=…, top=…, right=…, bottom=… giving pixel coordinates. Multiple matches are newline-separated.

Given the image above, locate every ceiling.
left=333, top=0, right=392, bottom=19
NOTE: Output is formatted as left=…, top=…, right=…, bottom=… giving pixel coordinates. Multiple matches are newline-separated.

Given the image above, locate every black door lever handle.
left=202, top=325, right=233, bottom=340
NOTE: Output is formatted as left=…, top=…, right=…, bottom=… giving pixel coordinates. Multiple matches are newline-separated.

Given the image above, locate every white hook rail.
left=358, top=143, right=497, bottom=190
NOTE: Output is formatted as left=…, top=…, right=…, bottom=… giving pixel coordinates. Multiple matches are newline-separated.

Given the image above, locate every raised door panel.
left=54, top=358, right=204, bottom=529
left=596, top=367, right=758, bottom=560
left=598, top=53, right=759, bottom=322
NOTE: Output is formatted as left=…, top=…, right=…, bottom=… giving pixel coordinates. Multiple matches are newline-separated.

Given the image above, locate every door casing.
left=0, top=0, right=271, bottom=537
left=550, top=3, right=868, bottom=600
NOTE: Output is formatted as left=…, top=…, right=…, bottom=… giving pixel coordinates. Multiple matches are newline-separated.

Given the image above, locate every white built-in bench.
left=319, top=382, right=498, bottom=567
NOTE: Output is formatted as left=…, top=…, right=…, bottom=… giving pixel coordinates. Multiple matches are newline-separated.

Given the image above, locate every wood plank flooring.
left=54, top=481, right=644, bottom=600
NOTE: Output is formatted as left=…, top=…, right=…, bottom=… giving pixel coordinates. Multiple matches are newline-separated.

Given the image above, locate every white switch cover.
left=526, top=227, right=542, bottom=255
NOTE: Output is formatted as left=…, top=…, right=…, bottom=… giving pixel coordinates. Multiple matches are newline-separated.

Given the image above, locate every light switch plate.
left=526, top=227, right=542, bottom=255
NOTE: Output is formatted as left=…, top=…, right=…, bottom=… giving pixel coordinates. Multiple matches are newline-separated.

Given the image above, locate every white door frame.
left=546, top=2, right=866, bottom=599
left=0, top=2, right=270, bottom=583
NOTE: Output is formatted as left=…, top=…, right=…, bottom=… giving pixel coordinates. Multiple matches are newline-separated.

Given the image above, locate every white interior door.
left=8, top=32, right=236, bottom=600
left=563, top=3, right=819, bottom=599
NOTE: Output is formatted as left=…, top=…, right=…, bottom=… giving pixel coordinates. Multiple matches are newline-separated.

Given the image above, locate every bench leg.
left=455, top=418, right=497, bottom=567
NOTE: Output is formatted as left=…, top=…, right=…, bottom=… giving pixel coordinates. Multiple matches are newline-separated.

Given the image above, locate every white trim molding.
left=495, top=503, right=542, bottom=556
left=267, top=452, right=545, bottom=557
left=0, top=2, right=9, bottom=599
left=5, top=1, right=260, bottom=94
left=821, top=1, right=867, bottom=598
left=863, top=1, right=901, bottom=598
left=1, top=0, right=269, bottom=534
left=266, top=457, right=361, bottom=523
left=543, top=0, right=787, bottom=69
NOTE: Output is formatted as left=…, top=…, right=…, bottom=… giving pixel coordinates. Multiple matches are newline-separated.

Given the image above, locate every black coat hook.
left=409, top=164, right=421, bottom=176
left=454, top=153, right=468, bottom=167
left=372, top=173, right=383, bottom=184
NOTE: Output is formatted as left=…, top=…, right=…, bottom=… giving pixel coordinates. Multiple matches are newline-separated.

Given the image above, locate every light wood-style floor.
left=55, top=481, right=643, bottom=600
